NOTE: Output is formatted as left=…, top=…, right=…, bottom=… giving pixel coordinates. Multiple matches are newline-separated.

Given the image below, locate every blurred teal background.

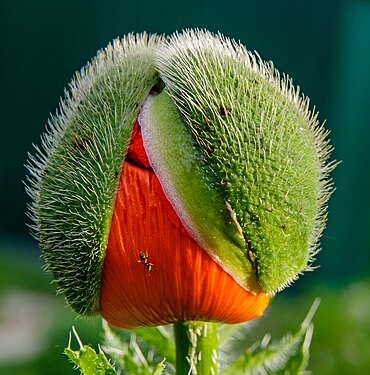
left=1, top=0, right=369, bottom=373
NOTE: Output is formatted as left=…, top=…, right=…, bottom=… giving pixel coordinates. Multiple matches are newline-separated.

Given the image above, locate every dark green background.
left=1, top=0, right=370, bottom=373
left=2, top=0, right=369, bottom=284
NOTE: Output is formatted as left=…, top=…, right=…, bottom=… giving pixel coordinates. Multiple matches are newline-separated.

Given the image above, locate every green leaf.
left=219, top=320, right=260, bottom=368
left=152, top=361, right=167, bottom=375
left=222, top=299, right=319, bottom=375
left=64, top=327, right=116, bottom=375
left=101, top=321, right=168, bottom=374
left=135, top=325, right=176, bottom=365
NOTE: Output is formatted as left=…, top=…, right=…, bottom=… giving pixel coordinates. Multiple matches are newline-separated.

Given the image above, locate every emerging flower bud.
left=26, top=30, right=334, bottom=328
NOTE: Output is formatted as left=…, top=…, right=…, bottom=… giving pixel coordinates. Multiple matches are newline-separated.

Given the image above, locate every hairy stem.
left=174, top=321, right=218, bottom=375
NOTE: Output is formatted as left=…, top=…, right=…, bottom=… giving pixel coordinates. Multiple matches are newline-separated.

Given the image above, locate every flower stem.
left=174, top=321, right=218, bottom=375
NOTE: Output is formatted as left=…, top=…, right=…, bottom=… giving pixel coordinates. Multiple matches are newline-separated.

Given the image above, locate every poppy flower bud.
left=26, top=30, right=334, bottom=329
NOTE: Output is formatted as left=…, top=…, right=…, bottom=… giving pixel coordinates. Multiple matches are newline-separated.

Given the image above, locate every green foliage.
left=220, top=300, right=318, bottom=374
left=64, top=326, right=166, bottom=375
left=101, top=323, right=168, bottom=374
left=218, top=320, right=260, bottom=367
left=64, top=327, right=116, bottom=375
left=61, top=301, right=316, bottom=375
left=134, top=325, right=176, bottom=365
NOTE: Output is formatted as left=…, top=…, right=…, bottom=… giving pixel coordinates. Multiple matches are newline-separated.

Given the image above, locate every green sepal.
left=26, top=34, right=161, bottom=315
left=139, top=89, right=259, bottom=292
left=156, top=30, right=334, bottom=292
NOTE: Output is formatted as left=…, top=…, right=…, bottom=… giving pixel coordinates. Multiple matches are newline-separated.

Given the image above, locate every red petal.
left=99, top=123, right=270, bottom=329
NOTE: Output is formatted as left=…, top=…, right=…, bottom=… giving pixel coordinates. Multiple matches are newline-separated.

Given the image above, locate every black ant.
left=138, top=251, right=154, bottom=274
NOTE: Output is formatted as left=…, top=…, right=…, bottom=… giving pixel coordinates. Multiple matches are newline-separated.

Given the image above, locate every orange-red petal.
left=99, top=123, right=270, bottom=329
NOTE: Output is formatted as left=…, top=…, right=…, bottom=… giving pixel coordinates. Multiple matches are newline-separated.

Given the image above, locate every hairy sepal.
left=139, top=90, right=259, bottom=293
left=26, top=34, right=161, bottom=315
left=156, top=30, right=335, bottom=292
